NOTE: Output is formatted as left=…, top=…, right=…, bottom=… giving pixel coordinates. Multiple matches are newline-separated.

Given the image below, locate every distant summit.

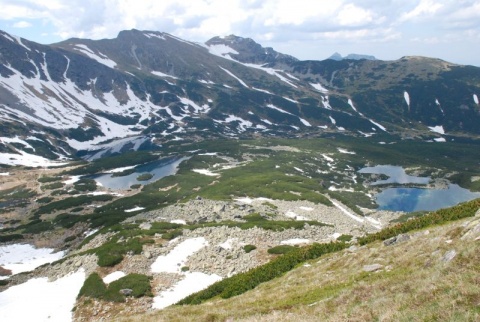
left=328, top=52, right=376, bottom=61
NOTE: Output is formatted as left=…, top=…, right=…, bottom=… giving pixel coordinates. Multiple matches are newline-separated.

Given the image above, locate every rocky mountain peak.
left=206, top=34, right=298, bottom=65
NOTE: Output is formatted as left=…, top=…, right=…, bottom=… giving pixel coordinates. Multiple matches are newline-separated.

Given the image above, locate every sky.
left=0, top=0, right=479, bottom=66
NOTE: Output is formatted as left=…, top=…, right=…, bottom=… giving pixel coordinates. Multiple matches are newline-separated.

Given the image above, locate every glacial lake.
left=89, top=156, right=188, bottom=190
left=359, top=165, right=480, bottom=212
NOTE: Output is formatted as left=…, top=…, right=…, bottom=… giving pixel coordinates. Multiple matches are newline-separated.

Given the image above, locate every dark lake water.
left=89, top=157, right=188, bottom=190
left=359, top=165, right=480, bottom=212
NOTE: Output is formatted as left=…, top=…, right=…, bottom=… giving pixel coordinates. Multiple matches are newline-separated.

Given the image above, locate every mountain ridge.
left=1, top=29, right=479, bottom=165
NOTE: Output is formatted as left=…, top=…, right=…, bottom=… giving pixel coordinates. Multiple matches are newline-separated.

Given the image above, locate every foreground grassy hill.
left=121, top=200, right=480, bottom=322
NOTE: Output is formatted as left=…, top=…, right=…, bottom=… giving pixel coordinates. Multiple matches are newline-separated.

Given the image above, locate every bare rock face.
left=0, top=266, right=12, bottom=276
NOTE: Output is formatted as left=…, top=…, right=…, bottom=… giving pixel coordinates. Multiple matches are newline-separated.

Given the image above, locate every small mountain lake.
left=88, top=156, right=188, bottom=190
left=359, top=165, right=480, bottom=212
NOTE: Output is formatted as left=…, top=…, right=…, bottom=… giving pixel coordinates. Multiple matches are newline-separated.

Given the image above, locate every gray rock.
left=144, top=251, right=152, bottom=259
left=442, top=250, right=457, bottom=262
left=363, top=264, right=383, bottom=272
left=384, top=233, right=410, bottom=246
left=139, top=222, right=152, bottom=230
left=347, top=245, right=358, bottom=253
left=120, top=289, right=133, bottom=296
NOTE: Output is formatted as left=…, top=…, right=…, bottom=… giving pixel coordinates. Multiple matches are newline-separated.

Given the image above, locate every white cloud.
left=12, top=20, right=32, bottom=28
left=400, top=0, right=445, bottom=22
left=0, top=0, right=479, bottom=65
left=336, top=3, right=376, bottom=27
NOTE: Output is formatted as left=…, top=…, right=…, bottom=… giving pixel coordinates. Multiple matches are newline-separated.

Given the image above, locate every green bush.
left=35, top=195, right=114, bottom=215
left=137, top=173, right=153, bottom=181
left=78, top=273, right=107, bottom=299
left=38, top=176, right=62, bottom=183
left=267, top=245, right=297, bottom=255
left=42, top=182, right=64, bottom=190
left=0, top=234, right=23, bottom=243
left=243, top=244, right=257, bottom=253
left=36, top=197, right=54, bottom=204
left=74, top=179, right=97, bottom=192
left=87, top=237, right=144, bottom=267
left=54, top=213, right=87, bottom=228
left=103, top=274, right=152, bottom=302
left=161, top=230, right=183, bottom=240
left=178, top=242, right=347, bottom=305
left=21, top=220, right=54, bottom=234
left=78, top=273, right=151, bottom=303
left=112, top=168, right=136, bottom=177
left=337, top=234, right=353, bottom=242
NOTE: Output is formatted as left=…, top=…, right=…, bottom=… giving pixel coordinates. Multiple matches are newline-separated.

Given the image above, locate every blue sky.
left=1, top=0, right=479, bottom=66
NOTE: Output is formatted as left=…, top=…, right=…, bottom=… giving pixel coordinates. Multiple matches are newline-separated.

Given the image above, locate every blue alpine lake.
left=359, top=165, right=480, bottom=212
left=89, top=156, right=189, bottom=190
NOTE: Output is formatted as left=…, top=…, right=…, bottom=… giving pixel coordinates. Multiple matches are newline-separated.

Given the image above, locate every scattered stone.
left=139, top=222, right=152, bottom=230
left=363, top=264, right=383, bottom=272
left=347, top=245, right=358, bottom=253
left=442, top=250, right=457, bottom=262
left=383, top=233, right=410, bottom=246
left=120, top=289, right=133, bottom=296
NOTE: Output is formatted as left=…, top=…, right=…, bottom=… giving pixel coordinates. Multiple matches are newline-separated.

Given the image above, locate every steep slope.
left=120, top=203, right=480, bottom=322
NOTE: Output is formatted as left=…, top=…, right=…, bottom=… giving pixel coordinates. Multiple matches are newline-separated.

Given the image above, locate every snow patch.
left=171, top=219, right=187, bottom=225
left=434, top=137, right=446, bottom=142
left=151, top=71, right=179, bottom=79
left=192, top=169, right=220, bottom=176
left=299, top=206, right=314, bottom=211
left=299, top=118, right=312, bottom=127
left=428, top=125, right=445, bottom=135
left=219, top=66, right=248, bottom=88
left=329, top=116, right=336, bottom=125
left=152, top=272, right=221, bottom=309
left=281, top=238, right=310, bottom=245
left=0, top=150, right=68, bottom=167
left=473, top=94, right=479, bottom=105
left=151, top=237, right=208, bottom=274
left=285, top=211, right=308, bottom=221
left=347, top=99, right=358, bottom=112
left=207, top=44, right=239, bottom=59
left=283, top=97, right=298, bottom=103
left=124, top=206, right=145, bottom=213
left=337, top=148, right=355, bottom=154
left=310, top=83, right=329, bottom=93
left=103, top=271, right=126, bottom=284
left=369, top=119, right=387, bottom=132
left=0, top=244, right=65, bottom=275
left=404, top=91, right=410, bottom=106
left=0, top=270, right=85, bottom=322
left=74, top=44, right=116, bottom=68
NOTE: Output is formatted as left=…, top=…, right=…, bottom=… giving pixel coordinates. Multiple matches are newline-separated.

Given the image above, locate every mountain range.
left=0, top=29, right=479, bottom=164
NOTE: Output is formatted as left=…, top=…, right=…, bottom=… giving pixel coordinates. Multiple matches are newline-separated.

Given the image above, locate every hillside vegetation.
left=121, top=199, right=480, bottom=322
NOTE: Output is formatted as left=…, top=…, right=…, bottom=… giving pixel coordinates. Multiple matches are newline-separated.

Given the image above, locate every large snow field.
left=0, top=269, right=85, bottom=322
left=0, top=243, right=64, bottom=275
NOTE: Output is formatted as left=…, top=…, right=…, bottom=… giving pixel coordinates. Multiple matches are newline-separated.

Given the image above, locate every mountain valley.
left=0, top=29, right=480, bottom=321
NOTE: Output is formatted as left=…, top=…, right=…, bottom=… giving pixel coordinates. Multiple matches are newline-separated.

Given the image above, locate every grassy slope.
left=121, top=203, right=480, bottom=322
